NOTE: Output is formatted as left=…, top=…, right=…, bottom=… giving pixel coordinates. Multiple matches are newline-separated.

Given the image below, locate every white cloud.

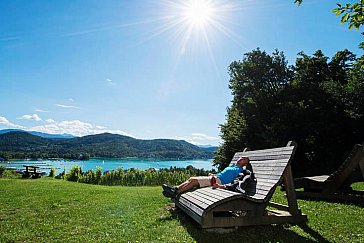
left=34, top=108, right=48, bottom=113
left=19, top=114, right=42, bottom=121
left=46, top=119, right=55, bottom=123
left=176, top=133, right=220, bottom=146
left=30, top=119, right=132, bottom=137
left=68, top=98, right=74, bottom=102
left=96, top=125, right=106, bottom=129
left=0, top=115, right=25, bottom=128
left=106, top=78, right=116, bottom=86
left=56, top=104, right=80, bottom=109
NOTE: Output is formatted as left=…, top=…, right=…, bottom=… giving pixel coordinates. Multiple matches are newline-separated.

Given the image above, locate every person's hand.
left=212, top=184, right=226, bottom=190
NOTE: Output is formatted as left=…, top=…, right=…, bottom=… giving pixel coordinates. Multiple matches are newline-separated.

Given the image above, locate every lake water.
left=2, top=158, right=217, bottom=175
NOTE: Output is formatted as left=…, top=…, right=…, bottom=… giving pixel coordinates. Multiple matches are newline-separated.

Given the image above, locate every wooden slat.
left=254, top=175, right=282, bottom=181
left=196, top=188, right=236, bottom=199
left=237, top=151, right=293, bottom=156
left=180, top=194, right=211, bottom=209
left=251, top=162, right=290, bottom=167
left=258, top=178, right=281, bottom=184
left=187, top=190, right=221, bottom=204
left=188, top=189, right=225, bottom=201
left=199, top=186, right=238, bottom=196
left=232, top=153, right=291, bottom=160
left=234, top=155, right=292, bottom=162
left=254, top=170, right=287, bottom=176
left=187, top=191, right=222, bottom=204
left=256, top=180, right=279, bottom=187
left=230, top=156, right=292, bottom=165
left=178, top=197, right=204, bottom=216
left=233, top=146, right=294, bottom=156
left=252, top=164, right=289, bottom=170
left=251, top=184, right=275, bottom=191
left=246, top=187, right=275, bottom=195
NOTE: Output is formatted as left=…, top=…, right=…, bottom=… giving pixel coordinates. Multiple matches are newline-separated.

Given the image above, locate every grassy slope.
left=0, top=178, right=363, bottom=243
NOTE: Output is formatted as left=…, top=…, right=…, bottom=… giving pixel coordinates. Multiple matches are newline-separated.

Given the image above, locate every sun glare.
left=183, top=0, right=214, bottom=27
left=145, top=0, right=241, bottom=62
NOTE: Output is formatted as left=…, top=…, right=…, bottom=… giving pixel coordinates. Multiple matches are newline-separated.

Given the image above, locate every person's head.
left=236, top=156, right=250, bottom=167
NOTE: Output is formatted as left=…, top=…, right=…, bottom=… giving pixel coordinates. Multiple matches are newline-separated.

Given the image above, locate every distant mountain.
left=0, top=129, right=75, bottom=139
left=0, top=131, right=214, bottom=160
left=198, top=145, right=219, bottom=153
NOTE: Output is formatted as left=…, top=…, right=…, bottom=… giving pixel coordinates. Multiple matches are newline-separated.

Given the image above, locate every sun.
left=145, top=0, right=239, bottom=59
left=182, top=0, right=214, bottom=27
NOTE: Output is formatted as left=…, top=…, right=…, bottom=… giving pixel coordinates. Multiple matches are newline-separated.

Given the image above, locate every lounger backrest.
left=230, top=144, right=296, bottom=203
left=326, top=143, right=364, bottom=187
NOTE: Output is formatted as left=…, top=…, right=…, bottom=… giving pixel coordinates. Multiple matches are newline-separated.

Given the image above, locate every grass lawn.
left=0, top=178, right=363, bottom=242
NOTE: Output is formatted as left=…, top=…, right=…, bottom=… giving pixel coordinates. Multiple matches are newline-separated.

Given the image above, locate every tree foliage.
left=215, top=49, right=292, bottom=169
left=216, top=48, right=364, bottom=177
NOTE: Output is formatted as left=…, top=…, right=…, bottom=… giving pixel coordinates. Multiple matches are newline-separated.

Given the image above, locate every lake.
left=2, top=158, right=217, bottom=175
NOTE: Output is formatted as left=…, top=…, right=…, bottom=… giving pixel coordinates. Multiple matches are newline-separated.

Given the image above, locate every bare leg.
left=176, top=177, right=200, bottom=194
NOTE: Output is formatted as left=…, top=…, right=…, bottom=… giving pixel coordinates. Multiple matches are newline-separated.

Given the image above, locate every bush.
left=0, top=165, right=6, bottom=177
left=65, top=166, right=81, bottom=182
left=49, top=168, right=56, bottom=177
left=63, top=165, right=214, bottom=186
left=0, top=167, right=21, bottom=179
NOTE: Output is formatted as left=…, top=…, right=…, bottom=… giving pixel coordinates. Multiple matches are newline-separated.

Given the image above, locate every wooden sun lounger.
left=294, top=143, right=364, bottom=203
left=173, top=141, right=307, bottom=228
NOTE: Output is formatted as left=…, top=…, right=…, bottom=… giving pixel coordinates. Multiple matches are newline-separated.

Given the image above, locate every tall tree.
left=217, top=48, right=363, bottom=177
left=215, top=49, right=292, bottom=169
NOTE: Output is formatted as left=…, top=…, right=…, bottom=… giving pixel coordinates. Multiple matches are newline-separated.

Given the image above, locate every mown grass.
left=0, top=178, right=363, bottom=243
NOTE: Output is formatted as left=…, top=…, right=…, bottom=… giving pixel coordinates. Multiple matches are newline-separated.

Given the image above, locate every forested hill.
left=0, top=132, right=215, bottom=160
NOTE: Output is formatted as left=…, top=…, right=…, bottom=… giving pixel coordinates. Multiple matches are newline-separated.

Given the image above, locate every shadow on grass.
left=297, top=195, right=364, bottom=208
left=161, top=205, right=329, bottom=243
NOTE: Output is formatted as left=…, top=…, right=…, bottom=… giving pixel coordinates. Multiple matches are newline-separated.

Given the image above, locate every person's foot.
left=162, top=190, right=176, bottom=198
left=162, top=184, right=177, bottom=198
left=162, top=184, right=177, bottom=193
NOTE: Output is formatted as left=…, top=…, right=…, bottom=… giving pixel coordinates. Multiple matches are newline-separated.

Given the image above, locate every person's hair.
left=246, top=162, right=253, bottom=172
left=239, top=156, right=250, bottom=163
left=243, top=157, right=253, bottom=172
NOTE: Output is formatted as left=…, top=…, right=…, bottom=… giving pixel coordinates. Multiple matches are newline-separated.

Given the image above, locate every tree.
left=217, top=48, right=364, bottom=177
left=283, top=50, right=355, bottom=176
left=215, top=49, right=292, bottom=169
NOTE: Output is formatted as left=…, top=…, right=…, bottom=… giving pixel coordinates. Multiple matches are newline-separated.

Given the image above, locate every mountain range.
left=0, top=130, right=217, bottom=160
left=0, top=129, right=75, bottom=139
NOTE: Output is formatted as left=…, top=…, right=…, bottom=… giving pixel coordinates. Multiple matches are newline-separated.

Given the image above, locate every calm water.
left=2, top=158, right=217, bottom=174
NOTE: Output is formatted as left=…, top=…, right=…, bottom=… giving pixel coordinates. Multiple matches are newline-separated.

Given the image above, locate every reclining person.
left=162, top=156, right=251, bottom=198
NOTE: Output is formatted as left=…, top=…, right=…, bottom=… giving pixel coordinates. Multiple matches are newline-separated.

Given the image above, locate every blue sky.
left=0, top=0, right=362, bottom=146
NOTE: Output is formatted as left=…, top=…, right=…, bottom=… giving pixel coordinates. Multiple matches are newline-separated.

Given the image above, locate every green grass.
left=0, top=178, right=363, bottom=242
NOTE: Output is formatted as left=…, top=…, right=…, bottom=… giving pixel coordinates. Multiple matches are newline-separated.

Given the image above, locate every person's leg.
left=176, top=177, right=200, bottom=194
left=162, top=176, right=210, bottom=198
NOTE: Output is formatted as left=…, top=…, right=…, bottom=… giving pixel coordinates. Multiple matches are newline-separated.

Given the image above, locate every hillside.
left=0, top=132, right=214, bottom=160
left=0, top=129, right=75, bottom=139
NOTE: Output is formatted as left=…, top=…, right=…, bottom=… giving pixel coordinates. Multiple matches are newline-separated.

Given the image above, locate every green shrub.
left=65, top=166, right=81, bottom=182
left=64, top=165, right=213, bottom=186
left=0, top=165, right=5, bottom=176
left=49, top=167, right=56, bottom=177
left=0, top=167, right=21, bottom=179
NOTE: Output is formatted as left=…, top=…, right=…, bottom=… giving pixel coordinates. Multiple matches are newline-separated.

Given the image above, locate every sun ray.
left=125, top=0, right=244, bottom=72
left=162, top=0, right=242, bottom=53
